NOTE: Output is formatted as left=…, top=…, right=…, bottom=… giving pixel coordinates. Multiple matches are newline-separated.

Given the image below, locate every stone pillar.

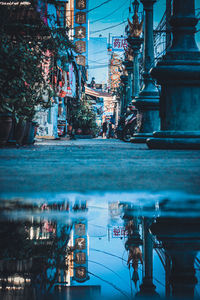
left=151, top=217, right=200, bottom=299
left=127, top=37, right=143, bottom=100
left=115, top=97, right=120, bottom=126
left=166, top=0, right=172, bottom=49
left=147, top=0, right=200, bottom=149
left=131, top=0, right=160, bottom=144
left=120, top=75, right=128, bottom=116
left=136, top=218, right=158, bottom=297
left=123, top=60, right=133, bottom=107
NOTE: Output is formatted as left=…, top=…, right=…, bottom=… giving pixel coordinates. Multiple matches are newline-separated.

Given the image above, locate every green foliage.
left=0, top=0, right=76, bottom=121
left=0, top=32, right=53, bottom=120
left=0, top=221, right=33, bottom=260
left=71, top=97, right=98, bottom=135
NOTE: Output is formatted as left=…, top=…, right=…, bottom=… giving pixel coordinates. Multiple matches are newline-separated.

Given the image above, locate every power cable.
left=90, top=0, right=128, bottom=24
left=90, top=20, right=127, bottom=35
left=46, top=0, right=113, bottom=31
left=88, top=260, right=124, bottom=280
left=89, top=49, right=109, bottom=56
left=89, top=64, right=109, bottom=69
left=87, top=271, right=131, bottom=299
left=58, top=0, right=113, bottom=15
left=90, top=248, right=127, bottom=262
left=88, top=59, right=108, bottom=64
left=87, top=0, right=112, bottom=14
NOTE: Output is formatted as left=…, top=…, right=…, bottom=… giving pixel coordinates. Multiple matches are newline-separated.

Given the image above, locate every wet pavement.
left=0, top=139, right=200, bottom=299
left=0, top=192, right=200, bottom=300
left=0, top=138, right=200, bottom=194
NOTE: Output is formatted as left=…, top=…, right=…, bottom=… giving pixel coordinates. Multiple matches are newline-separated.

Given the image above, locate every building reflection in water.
left=110, top=200, right=200, bottom=299
left=0, top=200, right=101, bottom=300
left=0, top=196, right=200, bottom=299
left=121, top=203, right=143, bottom=289
left=151, top=217, right=200, bottom=299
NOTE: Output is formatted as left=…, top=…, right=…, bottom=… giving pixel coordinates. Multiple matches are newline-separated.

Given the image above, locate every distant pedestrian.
left=102, top=121, right=107, bottom=139
left=107, top=121, right=113, bottom=139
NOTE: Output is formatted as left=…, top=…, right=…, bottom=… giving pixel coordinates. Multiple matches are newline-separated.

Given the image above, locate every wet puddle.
left=0, top=192, right=200, bottom=300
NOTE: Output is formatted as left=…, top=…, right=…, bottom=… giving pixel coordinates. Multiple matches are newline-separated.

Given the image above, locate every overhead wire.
left=89, top=64, right=110, bottom=69
left=54, top=0, right=113, bottom=31
left=90, top=248, right=127, bottom=262
left=89, top=49, right=109, bottom=55
left=90, top=20, right=127, bottom=35
left=88, top=260, right=124, bottom=280
left=90, top=0, right=128, bottom=24
left=87, top=271, right=131, bottom=299
left=88, top=59, right=108, bottom=64
left=87, top=0, right=112, bottom=14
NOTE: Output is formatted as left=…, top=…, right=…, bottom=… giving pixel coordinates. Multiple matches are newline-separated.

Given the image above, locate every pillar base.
left=131, top=133, right=153, bottom=143
left=132, top=92, right=160, bottom=143
left=136, top=280, right=159, bottom=298
left=147, top=131, right=200, bottom=149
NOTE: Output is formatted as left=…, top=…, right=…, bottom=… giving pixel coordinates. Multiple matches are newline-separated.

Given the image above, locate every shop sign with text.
left=112, top=37, right=128, bottom=52
left=112, top=226, right=128, bottom=238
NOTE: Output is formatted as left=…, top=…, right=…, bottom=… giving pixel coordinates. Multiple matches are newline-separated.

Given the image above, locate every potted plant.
left=70, top=98, right=98, bottom=138
left=0, top=35, right=21, bottom=146
left=0, top=31, right=53, bottom=146
left=0, top=101, right=13, bottom=146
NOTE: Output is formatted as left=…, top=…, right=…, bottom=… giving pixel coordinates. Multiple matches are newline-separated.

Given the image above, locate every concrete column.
left=151, top=217, right=200, bottom=299
left=136, top=218, right=158, bottom=297
left=133, top=47, right=140, bottom=98
left=123, top=60, right=133, bottom=107
left=147, top=0, right=200, bottom=149
left=166, top=0, right=172, bottom=49
left=120, top=75, right=128, bottom=115
left=115, top=97, right=120, bottom=126
left=127, top=37, right=143, bottom=100
left=131, top=0, right=160, bottom=144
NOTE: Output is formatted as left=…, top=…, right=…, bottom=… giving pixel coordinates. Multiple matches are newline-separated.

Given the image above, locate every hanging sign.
left=75, top=12, right=86, bottom=24
left=112, top=37, right=128, bottom=52
left=76, top=55, right=86, bottom=66
left=75, top=26, right=86, bottom=39
left=112, top=226, right=128, bottom=238
left=76, top=0, right=86, bottom=10
left=75, top=40, right=86, bottom=53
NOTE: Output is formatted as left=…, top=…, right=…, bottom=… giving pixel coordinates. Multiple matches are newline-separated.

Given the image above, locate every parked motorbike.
left=116, top=115, right=126, bottom=140
left=116, top=106, right=137, bottom=142
left=122, top=113, right=137, bottom=142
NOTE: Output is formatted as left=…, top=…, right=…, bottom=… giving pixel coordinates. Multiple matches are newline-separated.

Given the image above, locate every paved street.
left=0, top=138, right=200, bottom=195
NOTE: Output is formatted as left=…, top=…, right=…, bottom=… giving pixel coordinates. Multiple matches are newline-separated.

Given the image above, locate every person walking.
left=102, top=120, right=108, bottom=139
left=107, top=121, right=113, bottom=139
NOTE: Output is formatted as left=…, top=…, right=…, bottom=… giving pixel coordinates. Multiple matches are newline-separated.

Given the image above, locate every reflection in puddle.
left=0, top=193, right=200, bottom=300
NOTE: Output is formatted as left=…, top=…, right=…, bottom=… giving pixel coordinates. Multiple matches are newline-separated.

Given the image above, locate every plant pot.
left=22, top=121, right=37, bottom=145
left=67, top=124, right=72, bottom=134
left=22, top=121, right=31, bottom=145
left=27, top=122, right=37, bottom=144
left=34, top=123, right=38, bottom=137
left=76, top=128, right=82, bottom=135
left=0, top=115, right=13, bottom=146
left=14, top=120, right=27, bottom=146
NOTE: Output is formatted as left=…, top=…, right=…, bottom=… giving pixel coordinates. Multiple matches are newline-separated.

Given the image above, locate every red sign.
left=112, top=226, right=128, bottom=238
left=112, top=37, right=128, bottom=52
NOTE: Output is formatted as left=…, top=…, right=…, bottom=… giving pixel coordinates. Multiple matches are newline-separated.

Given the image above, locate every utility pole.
left=131, top=0, right=160, bottom=144
left=107, top=33, right=112, bottom=93
left=148, top=0, right=200, bottom=149
left=166, top=0, right=172, bottom=49
left=136, top=218, right=158, bottom=297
